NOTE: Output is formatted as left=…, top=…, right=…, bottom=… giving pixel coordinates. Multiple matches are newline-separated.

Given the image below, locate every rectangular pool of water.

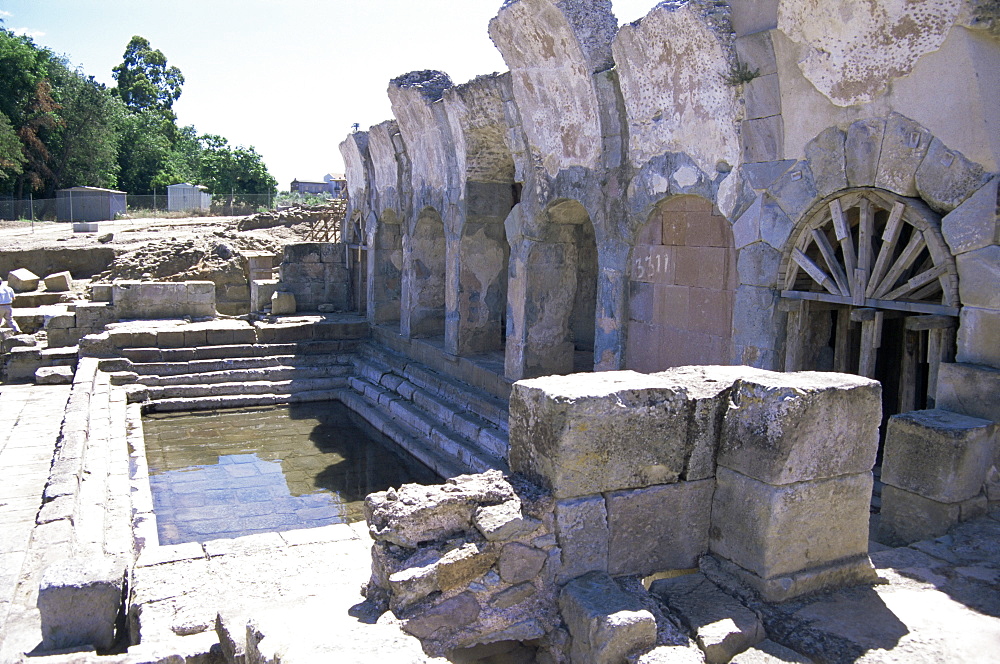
left=142, top=401, right=441, bottom=545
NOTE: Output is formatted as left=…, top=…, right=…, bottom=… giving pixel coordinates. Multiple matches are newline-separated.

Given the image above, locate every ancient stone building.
left=342, top=0, right=998, bottom=439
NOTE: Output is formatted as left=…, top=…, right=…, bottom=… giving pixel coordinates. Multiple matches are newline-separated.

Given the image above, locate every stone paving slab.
left=0, top=382, right=72, bottom=661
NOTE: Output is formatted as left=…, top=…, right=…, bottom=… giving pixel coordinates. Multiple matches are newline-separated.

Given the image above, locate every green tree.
left=116, top=108, right=176, bottom=195
left=197, top=134, right=276, bottom=202
left=112, top=36, right=184, bottom=114
left=46, top=67, right=124, bottom=192
left=0, top=111, right=24, bottom=178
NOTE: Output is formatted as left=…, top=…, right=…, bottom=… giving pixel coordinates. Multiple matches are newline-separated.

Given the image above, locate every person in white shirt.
left=0, top=278, right=21, bottom=334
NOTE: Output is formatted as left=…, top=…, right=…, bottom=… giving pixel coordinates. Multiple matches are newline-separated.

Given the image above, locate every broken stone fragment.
left=35, top=365, right=74, bottom=384
left=497, top=542, right=548, bottom=585
left=270, top=290, right=296, bottom=315
left=473, top=499, right=540, bottom=541
left=365, top=470, right=517, bottom=548
left=402, top=592, right=481, bottom=640
left=559, top=571, right=657, bottom=664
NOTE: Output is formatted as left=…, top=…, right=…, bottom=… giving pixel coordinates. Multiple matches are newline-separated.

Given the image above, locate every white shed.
left=167, top=183, right=211, bottom=212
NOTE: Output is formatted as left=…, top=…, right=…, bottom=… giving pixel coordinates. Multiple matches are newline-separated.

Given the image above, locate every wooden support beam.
left=784, top=300, right=809, bottom=372
left=833, top=308, right=852, bottom=373
left=858, top=311, right=883, bottom=378
left=811, top=229, right=851, bottom=296
left=898, top=330, right=920, bottom=413
left=867, top=201, right=906, bottom=297
left=904, top=315, right=957, bottom=331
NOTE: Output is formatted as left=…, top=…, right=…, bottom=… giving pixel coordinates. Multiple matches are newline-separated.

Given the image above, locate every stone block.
left=473, top=500, right=540, bottom=542
left=741, top=116, right=783, bottom=164
left=555, top=495, right=609, bottom=582
left=510, top=370, right=736, bottom=498
left=650, top=573, right=764, bottom=664
left=183, top=329, right=207, bottom=347
left=8, top=267, right=40, bottom=292
left=157, top=329, right=186, bottom=349
left=710, top=466, right=873, bottom=581
left=607, top=480, right=714, bottom=577
left=90, top=284, right=112, bottom=302
left=559, top=571, right=657, bottom=664
left=881, top=409, right=995, bottom=504
left=731, top=196, right=762, bottom=249
left=845, top=118, right=885, bottom=188
left=402, top=592, right=481, bottom=639
left=283, top=242, right=324, bottom=263
left=744, top=73, right=780, bottom=120
left=877, top=484, right=962, bottom=546
left=498, top=543, right=548, bottom=585
left=271, top=291, right=296, bottom=315
left=734, top=30, right=777, bottom=74
left=941, top=176, right=999, bottom=255
left=38, top=557, right=125, bottom=651
left=43, top=271, right=73, bottom=292
left=73, top=221, right=99, bottom=232
left=874, top=113, right=932, bottom=197
left=718, top=371, right=881, bottom=484
left=736, top=241, right=781, bottom=288
left=916, top=139, right=991, bottom=213
left=251, top=278, right=279, bottom=312
left=729, top=640, right=813, bottom=663
left=936, top=362, right=1000, bottom=423
left=46, top=313, right=76, bottom=329
left=804, top=126, right=848, bottom=199
left=956, top=306, right=1000, bottom=369
left=35, top=366, right=74, bottom=384
left=957, top=246, right=1000, bottom=310
left=768, top=162, right=817, bottom=222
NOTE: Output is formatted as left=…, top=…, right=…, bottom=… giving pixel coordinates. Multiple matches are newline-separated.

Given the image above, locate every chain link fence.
left=0, top=192, right=287, bottom=222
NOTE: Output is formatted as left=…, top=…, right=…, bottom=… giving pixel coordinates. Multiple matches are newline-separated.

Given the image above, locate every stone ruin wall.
left=342, top=0, right=1000, bottom=551
left=364, top=366, right=882, bottom=659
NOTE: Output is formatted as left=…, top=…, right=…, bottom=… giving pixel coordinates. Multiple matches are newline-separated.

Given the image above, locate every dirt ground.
left=0, top=206, right=336, bottom=284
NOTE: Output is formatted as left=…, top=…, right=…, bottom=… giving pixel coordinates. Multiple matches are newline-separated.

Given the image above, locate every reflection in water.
left=143, top=401, right=440, bottom=544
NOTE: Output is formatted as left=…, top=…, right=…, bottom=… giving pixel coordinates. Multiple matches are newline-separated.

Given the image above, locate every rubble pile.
left=237, top=201, right=347, bottom=232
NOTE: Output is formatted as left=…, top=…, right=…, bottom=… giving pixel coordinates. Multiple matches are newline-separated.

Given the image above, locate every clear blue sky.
left=1, top=0, right=657, bottom=191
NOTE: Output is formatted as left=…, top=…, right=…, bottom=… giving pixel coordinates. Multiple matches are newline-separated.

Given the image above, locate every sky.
left=1, top=0, right=660, bottom=191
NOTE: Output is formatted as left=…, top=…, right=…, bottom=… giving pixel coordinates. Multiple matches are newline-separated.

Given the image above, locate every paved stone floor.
left=0, top=381, right=998, bottom=663
left=0, top=382, right=72, bottom=662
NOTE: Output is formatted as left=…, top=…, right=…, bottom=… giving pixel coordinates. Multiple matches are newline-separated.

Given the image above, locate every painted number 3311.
left=634, top=252, right=669, bottom=279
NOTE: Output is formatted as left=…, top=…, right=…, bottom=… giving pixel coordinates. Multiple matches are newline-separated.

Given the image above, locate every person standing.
left=0, top=278, right=21, bottom=334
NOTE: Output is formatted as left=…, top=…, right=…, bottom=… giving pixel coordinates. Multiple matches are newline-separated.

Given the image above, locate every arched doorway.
left=780, top=188, right=959, bottom=425
left=369, top=209, right=403, bottom=325
left=626, top=195, right=736, bottom=372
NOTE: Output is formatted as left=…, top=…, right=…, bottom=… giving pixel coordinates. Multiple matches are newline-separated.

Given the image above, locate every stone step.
left=137, top=364, right=353, bottom=387
left=359, top=343, right=510, bottom=433
left=339, top=388, right=467, bottom=480
left=144, top=376, right=349, bottom=400
left=354, top=353, right=510, bottom=462
left=13, top=292, right=63, bottom=307
left=143, top=388, right=344, bottom=413
left=346, top=375, right=507, bottom=476
left=120, top=340, right=358, bottom=364
left=130, top=353, right=351, bottom=377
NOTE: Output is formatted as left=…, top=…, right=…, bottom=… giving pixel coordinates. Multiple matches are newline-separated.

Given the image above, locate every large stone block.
left=936, top=362, right=1000, bottom=423
left=941, top=176, right=999, bottom=255
left=559, top=571, right=657, bottom=664
left=881, top=409, right=995, bottom=504
left=804, top=126, right=848, bottom=199
left=606, top=479, right=714, bottom=577
left=8, top=267, right=40, bottom=292
left=43, top=271, right=73, bottom=292
left=270, top=291, right=296, bottom=315
left=718, top=371, right=881, bottom=484
left=957, top=245, right=1000, bottom=310
left=874, top=113, right=932, bottom=197
left=38, top=557, right=125, bottom=651
left=956, top=306, right=1000, bottom=369
left=845, top=118, right=885, bottom=188
left=916, top=138, right=991, bottom=214
left=710, top=466, right=873, bottom=581
left=876, top=484, right=962, bottom=546
left=554, top=495, right=608, bottom=583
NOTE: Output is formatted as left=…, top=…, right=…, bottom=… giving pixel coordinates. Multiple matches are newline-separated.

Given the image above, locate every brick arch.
left=625, top=194, right=736, bottom=372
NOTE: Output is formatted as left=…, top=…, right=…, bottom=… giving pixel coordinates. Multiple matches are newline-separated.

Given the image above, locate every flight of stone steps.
left=343, top=342, right=510, bottom=479
left=85, top=318, right=365, bottom=412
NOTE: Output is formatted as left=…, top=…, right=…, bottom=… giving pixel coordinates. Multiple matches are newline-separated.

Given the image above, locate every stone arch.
left=402, top=206, right=447, bottom=338
left=369, top=209, right=404, bottom=325
left=507, top=199, right=598, bottom=379
left=780, top=187, right=960, bottom=421
left=626, top=195, right=736, bottom=372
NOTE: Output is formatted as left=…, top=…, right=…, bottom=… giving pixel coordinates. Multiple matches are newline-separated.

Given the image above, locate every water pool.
left=142, top=401, right=440, bottom=545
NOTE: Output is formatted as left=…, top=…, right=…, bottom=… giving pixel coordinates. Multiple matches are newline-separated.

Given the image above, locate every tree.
left=112, top=36, right=184, bottom=114
left=15, top=79, right=62, bottom=196
left=0, top=112, right=24, bottom=178
left=46, top=66, right=124, bottom=192
left=115, top=108, right=176, bottom=195
left=197, top=134, right=276, bottom=202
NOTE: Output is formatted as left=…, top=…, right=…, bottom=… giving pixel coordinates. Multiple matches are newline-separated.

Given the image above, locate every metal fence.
left=0, top=192, right=283, bottom=221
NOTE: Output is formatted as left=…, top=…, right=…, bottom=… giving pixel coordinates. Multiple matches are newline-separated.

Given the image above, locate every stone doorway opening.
left=780, top=188, right=960, bottom=449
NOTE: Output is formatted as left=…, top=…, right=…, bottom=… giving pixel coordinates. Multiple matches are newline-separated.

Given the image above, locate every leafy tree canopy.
left=112, top=36, right=184, bottom=114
